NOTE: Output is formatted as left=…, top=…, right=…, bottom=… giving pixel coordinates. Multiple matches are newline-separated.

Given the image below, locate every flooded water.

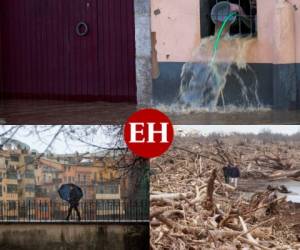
left=239, top=179, right=300, bottom=203
left=272, top=180, right=300, bottom=203
left=177, top=35, right=261, bottom=110
left=2, top=99, right=300, bottom=125
left=165, top=109, right=300, bottom=125
left=0, top=99, right=137, bottom=124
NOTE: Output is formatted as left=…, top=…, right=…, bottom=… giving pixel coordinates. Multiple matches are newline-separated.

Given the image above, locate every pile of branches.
left=150, top=140, right=300, bottom=249
left=173, top=136, right=299, bottom=180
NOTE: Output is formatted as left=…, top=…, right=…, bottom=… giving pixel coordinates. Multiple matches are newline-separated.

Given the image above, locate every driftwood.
left=270, top=169, right=300, bottom=180
left=203, top=168, right=217, bottom=211
left=150, top=136, right=300, bottom=249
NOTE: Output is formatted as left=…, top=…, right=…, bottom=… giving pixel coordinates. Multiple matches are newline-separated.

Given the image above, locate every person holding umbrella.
left=58, top=183, right=83, bottom=221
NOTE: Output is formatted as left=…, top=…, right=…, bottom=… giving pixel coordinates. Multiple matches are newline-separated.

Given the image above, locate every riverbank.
left=150, top=134, right=300, bottom=249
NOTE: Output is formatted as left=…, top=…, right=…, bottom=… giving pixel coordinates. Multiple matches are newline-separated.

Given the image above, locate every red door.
left=0, top=0, right=136, bottom=102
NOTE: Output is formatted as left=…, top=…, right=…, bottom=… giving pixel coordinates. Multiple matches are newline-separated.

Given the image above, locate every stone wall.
left=0, top=223, right=149, bottom=250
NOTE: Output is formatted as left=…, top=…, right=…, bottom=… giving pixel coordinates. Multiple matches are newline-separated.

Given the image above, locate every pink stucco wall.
left=151, top=0, right=300, bottom=64
left=151, top=0, right=200, bottom=62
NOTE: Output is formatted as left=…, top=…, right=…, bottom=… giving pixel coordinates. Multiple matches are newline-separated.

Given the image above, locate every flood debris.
left=150, top=135, right=300, bottom=249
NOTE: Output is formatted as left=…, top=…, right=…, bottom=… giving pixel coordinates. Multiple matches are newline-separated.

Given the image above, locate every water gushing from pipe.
left=173, top=13, right=262, bottom=112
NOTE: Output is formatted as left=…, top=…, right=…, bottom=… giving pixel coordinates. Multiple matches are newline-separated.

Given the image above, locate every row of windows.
left=0, top=171, right=18, bottom=180
left=0, top=170, right=34, bottom=180
left=97, top=184, right=119, bottom=194
left=95, top=199, right=121, bottom=207
left=10, top=155, right=19, bottom=162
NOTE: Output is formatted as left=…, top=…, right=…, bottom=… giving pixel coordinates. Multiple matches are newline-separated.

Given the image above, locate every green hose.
left=210, top=12, right=237, bottom=108
left=212, top=12, right=237, bottom=62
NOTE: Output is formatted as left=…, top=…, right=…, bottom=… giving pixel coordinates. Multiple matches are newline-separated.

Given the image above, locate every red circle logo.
left=124, top=109, right=174, bottom=158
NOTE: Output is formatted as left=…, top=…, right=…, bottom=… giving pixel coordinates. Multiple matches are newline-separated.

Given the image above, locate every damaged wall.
left=151, top=0, right=200, bottom=63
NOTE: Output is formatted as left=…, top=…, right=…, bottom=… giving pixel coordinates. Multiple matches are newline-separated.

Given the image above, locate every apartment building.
left=36, top=154, right=121, bottom=201
left=0, top=141, right=36, bottom=219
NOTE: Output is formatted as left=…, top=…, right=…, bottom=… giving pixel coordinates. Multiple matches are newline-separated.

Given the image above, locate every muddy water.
left=2, top=99, right=300, bottom=125
left=178, top=35, right=261, bottom=110
left=272, top=180, right=300, bottom=203
left=0, top=99, right=137, bottom=124
left=239, top=178, right=300, bottom=203
left=166, top=109, right=300, bottom=125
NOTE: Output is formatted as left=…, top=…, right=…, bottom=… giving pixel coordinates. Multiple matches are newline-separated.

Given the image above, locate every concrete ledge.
left=0, top=220, right=149, bottom=225
left=0, top=223, right=149, bottom=250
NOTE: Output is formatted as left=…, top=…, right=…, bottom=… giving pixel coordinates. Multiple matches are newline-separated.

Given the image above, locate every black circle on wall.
left=76, top=22, right=89, bottom=37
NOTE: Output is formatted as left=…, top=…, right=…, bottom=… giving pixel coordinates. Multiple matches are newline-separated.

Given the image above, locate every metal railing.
left=0, top=200, right=149, bottom=223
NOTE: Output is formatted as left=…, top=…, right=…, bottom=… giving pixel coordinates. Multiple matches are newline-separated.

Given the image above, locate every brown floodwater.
left=167, top=110, right=300, bottom=125
left=1, top=99, right=300, bottom=125
left=0, top=99, right=137, bottom=124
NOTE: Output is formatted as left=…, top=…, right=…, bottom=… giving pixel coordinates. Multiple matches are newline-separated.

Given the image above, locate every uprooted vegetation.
left=150, top=133, right=300, bottom=249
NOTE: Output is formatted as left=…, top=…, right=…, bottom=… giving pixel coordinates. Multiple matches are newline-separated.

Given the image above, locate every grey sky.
left=0, top=126, right=115, bottom=154
left=1, top=125, right=299, bottom=153
left=175, top=125, right=300, bottom=136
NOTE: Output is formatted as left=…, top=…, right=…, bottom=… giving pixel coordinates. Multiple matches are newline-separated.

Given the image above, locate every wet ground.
left=2, top=99, right=300, bottom=124
left=0, top=99, right=137, bottom=124
left=167, top=110, right=300, bottom=125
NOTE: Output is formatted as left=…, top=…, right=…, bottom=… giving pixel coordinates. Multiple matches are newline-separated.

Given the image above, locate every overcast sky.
left=1, top=125, right=299, bottom=154
left=0, top=126, right=115, bottom=154
left=175, top=125, right=300, bottom=136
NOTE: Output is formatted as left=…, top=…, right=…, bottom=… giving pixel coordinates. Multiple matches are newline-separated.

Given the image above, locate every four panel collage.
left=0, top=0, right=299, bottom=249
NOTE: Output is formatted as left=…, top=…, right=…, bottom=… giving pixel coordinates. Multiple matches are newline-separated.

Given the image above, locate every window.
left=96, top=199, right=120, bottom=208
left=25, top=170, right=35, bottom=178
left=25, top=185, right=35, bottom=193
left=100, top=173, right=104, bottom=181
left=8, top=201, right=16, bottom=210
left=24, top=156, right=34, bottom=165
left=7, top=184, right=18, bottom=193
left=7, top=170, right=17, bottom=179
left=97, top=183, right=119, bottom=194
left=10, top=155, right=19, bottom=162
left=200, top=0, right=257, bottom=38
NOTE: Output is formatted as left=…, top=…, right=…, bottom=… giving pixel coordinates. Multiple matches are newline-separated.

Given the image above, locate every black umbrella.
left=58, top=183, right=83, bottom=202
